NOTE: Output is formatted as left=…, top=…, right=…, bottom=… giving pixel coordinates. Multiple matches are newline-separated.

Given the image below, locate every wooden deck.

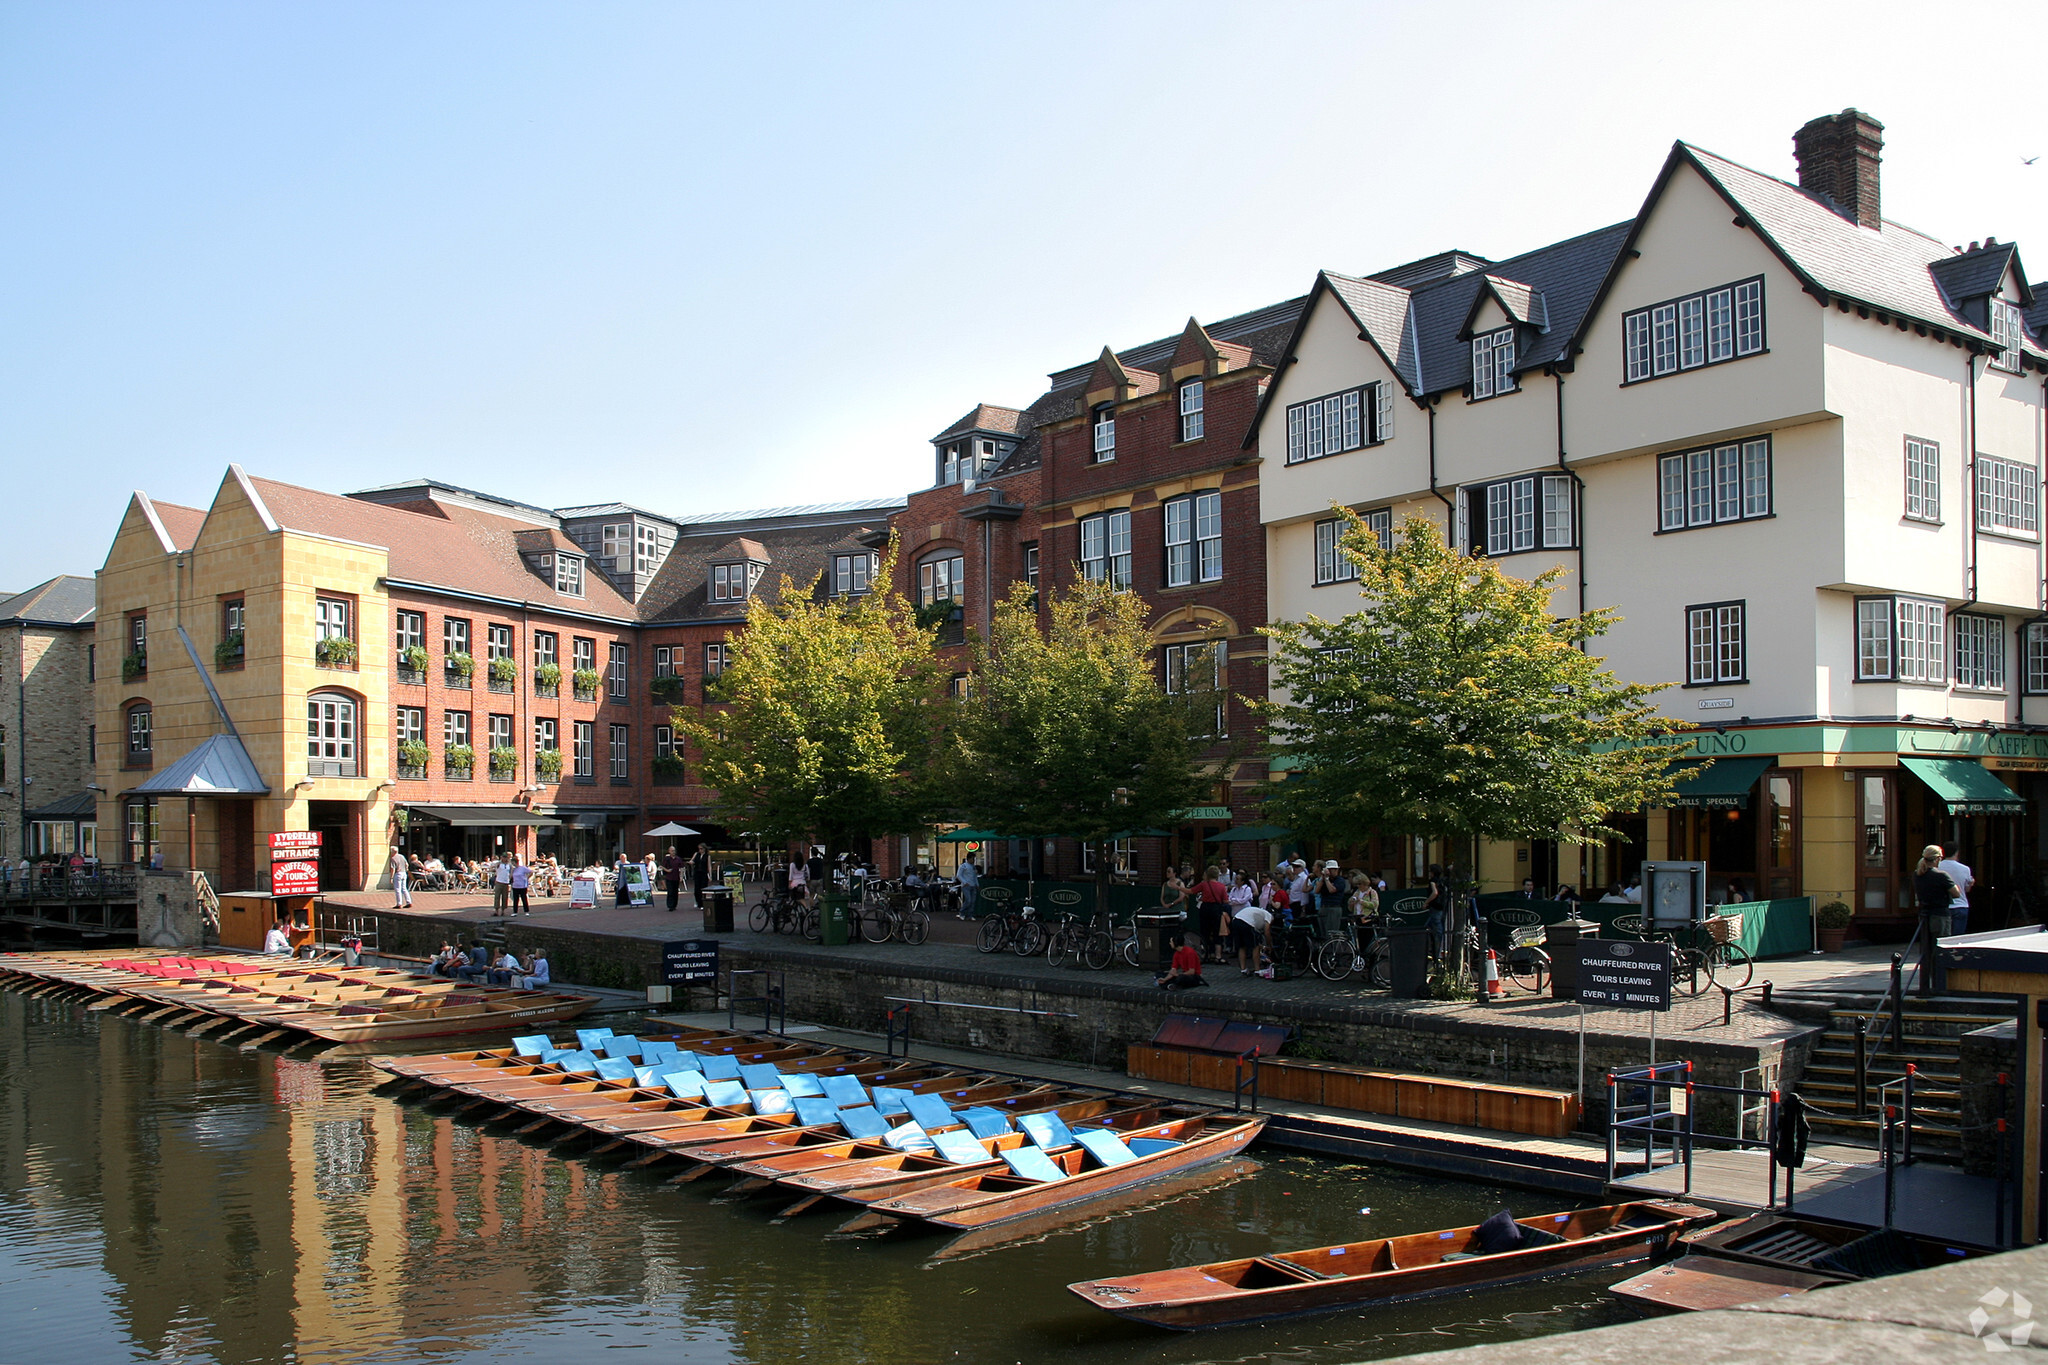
left=1608, top=1141, right=1879, bottom=1212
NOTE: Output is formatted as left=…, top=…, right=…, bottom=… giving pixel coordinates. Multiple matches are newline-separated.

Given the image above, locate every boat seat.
left=1248, top=1257, right=1329, bottom=1285
left=1019, top=1112, right=1076, bottom=1150
left=740, top=1063, right=783, bottom=1090
left=699, top=1054, right=743, bottom=1081
left=575, top=1028, right=615, bottom=1050
left=838, top=1106, right=891, bottom=1140
left=999, top=1146, right=1068, bottom=1183
left=1075, top=1129, right=1140, bottom=1167
left=883, top=1122, right=935, bottom=1154
left=559, top=1051, right=601, bottom=1076
left=603, top=1037, right=643, bottom=1060
left=792, top=1097, right=840, bottom=1128
left=542, top=1048, right=577, bottom=1064
left=871, top=1087, right=912, bottom=1118
left=1125, top=1137, right=1180, bottom=1157
left=594, top=1058, right=638, bottom=1081
left=663, top=1071, right=709, bottom=1100
left=933, top=1130, right=990, bottom=1164
left=511, top=1035, right=552, bottom=1057
left=959, top=1108, right=1011, bottom=1140
left=782, top=1073, right=827, bottom=1099
left=701, top=1079, right=749, bottom=1108
left=820, top=1075, right=868, bottom=1107
left=633, top=1065, right=666, bottom=1088
left=748, top=1088, right=795, bottom=1116
left=639, top=1040, right=679, bottom=1063
left=905, top=1094, right=957, bottom=1131
left=665, top=1052, right=705, bottom=1072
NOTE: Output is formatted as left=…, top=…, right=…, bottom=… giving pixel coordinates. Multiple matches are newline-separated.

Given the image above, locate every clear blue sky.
left=3, top=1, right=2043, bottom=588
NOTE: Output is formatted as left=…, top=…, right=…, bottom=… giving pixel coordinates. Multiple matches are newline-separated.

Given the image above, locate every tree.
left=1259, top=511, right=1691, bottom=858
left=674, top=546, right=945, bottom=856
left=945, top=579, right=1221, bottom=912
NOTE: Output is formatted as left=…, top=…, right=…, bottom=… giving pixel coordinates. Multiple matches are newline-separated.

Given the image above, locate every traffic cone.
left=1483, top=949, right=1502, bottom=1002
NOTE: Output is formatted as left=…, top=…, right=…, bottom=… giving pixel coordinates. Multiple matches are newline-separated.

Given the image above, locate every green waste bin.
left=820, top=892, right=851, bottom=946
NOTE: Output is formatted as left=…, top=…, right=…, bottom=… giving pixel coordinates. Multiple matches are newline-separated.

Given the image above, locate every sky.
left=3, top=0, right=2045, bottom=589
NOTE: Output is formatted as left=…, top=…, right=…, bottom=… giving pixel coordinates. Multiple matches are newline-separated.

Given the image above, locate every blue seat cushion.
left=781, top=1073, right=827, bottom=1099
left=959, top=1108, right=1011, bottom=1140
left=820, top=1075, right=868, bottom=1107
left=871, top=1087, right=912, bottom=1117
left=739, top=1063, right=783, bottom=1090
left=701, top=1079, right=749, bottom=1108
left=593, top=1057, right=637, bottom=1081
left=1124, top=1137, right=1180, bottom=1157
left=932, top=1129, right=990, bottom=1164
left=904, top=1093, right=956, bottom=1131
left=639, top=1039, right=679, bottom=1062
left=1019, top=1112, right=1076, bottom=1150
left=511, top=1034, right=552, bottom=1057
left=699, top=1054, right=743, bottom=1081
left=1074, top=1129, right=1138, bottom=1167
left=633, top=1065, right=665, bottom=1088
left=663, top=1070, right=709, bottom=1101
left=882, top=1122, right=935, bottom=1153
left=575, top=1028, right=615, bottom=1050
left=748, top=1088, right=795, bottom=1116
left=603, top=1036, right=643, bottom=1059
left=792, top=1097, right=840, bottom=1127
left=541, top=1048, right=576, bottom=1065
left=664, top=1051, right=704, bottom=1072
left=999, top=1146, right=1068, bottom=1183
left=838, top=1106, right=891, bottom=1140
left=559, top=1051, right=600, bottom=1076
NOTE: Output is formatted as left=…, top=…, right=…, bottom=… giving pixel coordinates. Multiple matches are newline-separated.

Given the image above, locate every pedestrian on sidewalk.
left=492, top=852, right=513, bottom=915
left=1937, top=845, right=1975, bottom=936
left=510, top=858, right=531, bottom=915
left=614, top=852, right=634, bottom=907
left=1192, top=866, right=1232, bottom=965
left=690, top=844, right=710, bottom=909
left=1312, top=861, right=1351, bottom=938
left=388, top=845, right=412, bottom=909
left=662, top=845, right=684, bottom=913
left=955, top=852, right=981, bottom=920
left=1912, top=845, right=1958, bottom=996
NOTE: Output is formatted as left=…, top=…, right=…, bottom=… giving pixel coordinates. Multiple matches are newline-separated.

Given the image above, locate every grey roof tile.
left=0, top=574, right=95, bottom=626
left=1929, top=242, right=2019, bottom=306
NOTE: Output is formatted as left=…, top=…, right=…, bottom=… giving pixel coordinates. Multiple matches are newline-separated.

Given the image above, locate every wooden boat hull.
left=1608, top=1254, right=1838, bottom=1312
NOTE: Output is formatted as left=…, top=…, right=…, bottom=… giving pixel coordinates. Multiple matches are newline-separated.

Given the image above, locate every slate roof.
left=0, top=575, right=95, bottom=626
left=2028, top=284, right=2048, bottom=344
left=638, top=524, right=881, bottom=625
left=1929, top=241, right=2023, bottom=307
left=931, top=404, right=1027, bottom=443
left=553, top=501, right=681, bottom=524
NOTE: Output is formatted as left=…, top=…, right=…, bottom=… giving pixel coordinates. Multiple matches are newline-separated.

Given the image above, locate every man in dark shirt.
left=661, top=846, right=685, bottom=913
left=690, top=845, right=711, bottom=909
left=1312, top=861, right=1351, bottom=936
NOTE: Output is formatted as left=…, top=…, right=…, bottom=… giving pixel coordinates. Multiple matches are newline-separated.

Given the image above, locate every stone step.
left=1805, top=1055, right=1964, bottom=1076
left=1806, top=1112, right=1963, bottom=1144
left=1821, top=1029, right=1960, bottom=1047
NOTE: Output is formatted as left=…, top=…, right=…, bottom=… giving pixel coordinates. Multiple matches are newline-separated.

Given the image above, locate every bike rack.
left=727, top=968, right=786, bottom=1037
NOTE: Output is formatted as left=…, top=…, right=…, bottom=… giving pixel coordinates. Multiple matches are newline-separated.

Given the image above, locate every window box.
left=487, top=657, right=517, bottom=693
left=315, top=636, right=358, bottom=668
left=214, top=633, right=245, bottom=671
left=534, top=662, right=561, bottom=698
left=395, top=739, right=431, bottom=778
left=445, top=652, right=476, bottom=688
left=443, top=744, right=474, bottom=780
left=650, top=673, right=689, bottom=702
left=573, top=668, right=601, bottom=701
left=397, top=644, right=429, bottom=685
left=652, top=754, right=687, bottom=785
left=534, top=749, right=564, bottom=782
left=488, top=746, right=519, bottom=782
left=122, top=652, right=147, bottom=683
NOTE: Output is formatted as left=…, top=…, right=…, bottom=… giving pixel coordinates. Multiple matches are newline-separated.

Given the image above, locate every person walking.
left=509, top=858, right=531, bottom=915
left=491, top=851, right=513, bottom=916
left=661, top=846, right=684, bottom=913
left=1912, top=844, right=1959, bottom=996
left=388, top=845, right=412, bottom=909
left=690, top=844, right=710, bottom=910
left=955, top=852, right=982, bottom=920
left=1937, top=845, right=1975, bottom=936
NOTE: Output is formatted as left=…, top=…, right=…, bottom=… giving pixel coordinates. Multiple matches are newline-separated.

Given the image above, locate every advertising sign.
left=1558, top=940, right=1672, bottom=1011
left=570, top=876, right=598, bottom=909
left=270, top=831, right=322, bottom=852
left=622, top=866, right=650, bottom=906
left=662, top=940, right=720, bottom=986
left=271, top=860, right=320, bottom=896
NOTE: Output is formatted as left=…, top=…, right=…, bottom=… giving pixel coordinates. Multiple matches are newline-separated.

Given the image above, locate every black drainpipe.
left=1427, top=399, right=1453, bottom=529
left=1555, top=369, right=1585, bottom=622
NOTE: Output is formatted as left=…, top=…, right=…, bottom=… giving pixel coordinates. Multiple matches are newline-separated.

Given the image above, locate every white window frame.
left=608, top=643, right=628, bottom=699
left=444, top=617, right=469, bottom=658
left=572, top=721, right=593, bottom=778
left=653, top=645, right=673, bottom=677
left=1092, top=406, right=1116, bottom=463
left=554, top=554, right=584, bottom=596
left=487, top=713, right=514, bottom=754
left=1685, top=601, right=1746, bottom=686
left=1860, top=595, right=1948, bottom=684
left=1284, top=383, right=1380, bottom=464
left=917, top=553, right=964, bottom=605
left=1163, top=640, right=1228, bottom=737
left=1976, top=454, right=2039, bottom=539
left=704, top=642, right=728, bottom=676
left=1990, top=298, right=2025, bottom=373
left=601, top=523, right=630, bottom=567
left=1904, top=437, right=1941, bottom=523
left=833, top=552, right=876, bottom=596
left=1178, top=380, right=1204, bottom=442
left=1470, top=327, right=1517, bottom=400
left=1656, top=437, right=1772, bottom=532
left=609, top=724, right=628, bottom=780
left=1624, top=276, right=1766, bottom=383
left=315, top=596, right=350, bottom=643
left=534, top=717, right=558, bottom=757
left=1954, top=612, right=2006, bottom=692
left=444, top=710, right=470, bottom=749
left=486, top=624, right=513, bottom=662
left=1078, top=510, right=1131, bottom=589
left=1313, top=517, right=1364, bottom=586
left=2025, top=622, right=2048, bottom=696
left=654, top=725, right=676, bottom=760
left=306, top=692, right=358, bottom=775
left=634, top=525, right=660, bottom=574
left=710, top=563, right=749, bottom=601
left=1466, top=475, right=1570, bottom=556
left=394, top=610, right=423, bottom=653
left=1162, top=491, right=1222, bottom=587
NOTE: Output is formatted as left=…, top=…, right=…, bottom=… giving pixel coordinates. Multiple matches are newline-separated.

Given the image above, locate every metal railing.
left=1232, top=1048, right=1265, bottom=1114
left=728, top=968, right=786, bottom=1037
left=1605, top=1059, right=1797, bottom=1208
left=0, top=866, right=143, bottom=901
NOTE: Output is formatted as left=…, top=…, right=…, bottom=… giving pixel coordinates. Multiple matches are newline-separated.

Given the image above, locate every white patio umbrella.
left=644, top=822, right=698, bottom=837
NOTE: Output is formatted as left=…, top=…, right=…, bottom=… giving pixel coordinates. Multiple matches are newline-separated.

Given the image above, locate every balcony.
left=396, top=762, right=428, bottom=781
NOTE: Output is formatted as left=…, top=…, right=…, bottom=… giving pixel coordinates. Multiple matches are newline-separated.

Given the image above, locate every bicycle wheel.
left=1012, top=920, right=1045, bottom=956
left=1708, top=942, right=1753, bottom=990
left=1120, top=934, right=1141, bottom=969
left=1506, top=952, right=1549, bottom=995
left=1674, top=948, right=1711, bottom=996
left=1365, top=943, right=1390, bottom=990
left=800, top=907, right=821, bottom=942
left=899, top=910, right=930, bottom=946
left=975, top=916, right=1008, bottom=954
left=1081, top=930, right=1114, bottom=971
left=859, top=907, right=893, bottom=944
left=748, top=902, right=771, bottom=934
left=1313, top=937, right=1354, bottom=982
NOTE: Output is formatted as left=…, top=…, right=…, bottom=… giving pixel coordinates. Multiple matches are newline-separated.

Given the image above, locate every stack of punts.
left=1067, top=1200, right=1719, bottom=1330
left=1607, top=1210, right=1993, bottom=1312
left=377, top=1023, right=1265, bottom=1246
left=0, top=949, right=593, bottom=1043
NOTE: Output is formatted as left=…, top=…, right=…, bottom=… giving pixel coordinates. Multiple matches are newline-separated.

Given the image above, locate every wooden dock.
left=1608, top=1140, right=1878, bottom=1213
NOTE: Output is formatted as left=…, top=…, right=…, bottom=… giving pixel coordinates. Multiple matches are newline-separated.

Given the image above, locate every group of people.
left=431, top=940, right=552, bottom=989
left=1154, top=858, right=1398, bottom=987
left=386, top=849, right=573, bottom=910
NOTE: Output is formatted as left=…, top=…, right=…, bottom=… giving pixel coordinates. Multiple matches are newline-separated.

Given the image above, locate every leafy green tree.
left=945, top=579, right=1220, bottom=911
left=674, top=546, right=945, bottom=857
left=1259, top=511, right=1690, bottom=858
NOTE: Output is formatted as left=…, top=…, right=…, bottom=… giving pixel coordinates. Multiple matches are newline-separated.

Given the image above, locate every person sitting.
left=1156, top=933, right=1208, bottom=990
left=516, top=949, right=551, bottom=990
left=454, top=941, right=490, bottom=982
left=430, top=942, right=460, bottom=978
left=263, top=922, right=293, bottom=955
left=489, top=948, right=521, bottom=986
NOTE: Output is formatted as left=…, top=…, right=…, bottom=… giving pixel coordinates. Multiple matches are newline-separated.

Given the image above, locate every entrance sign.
left=270, top=831, right=322, bottom=852
left=663, top=940, right=719, bottom=986
left=271, top=860, right=319, bottom=896
left=1558, top=940, right=1672, bottom=1011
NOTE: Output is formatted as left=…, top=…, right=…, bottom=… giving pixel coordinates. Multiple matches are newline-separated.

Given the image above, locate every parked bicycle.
left=1610, top=912, right=1753, bottom=994
left=1312, top=914, right=1390, bottom=986
left=1040, top=910, right=1089, bottom=967
left=1081, top=913, right=1143, bottom=971
left=748, top=889, right=809, bottom=936
left=857, top=895, right=930, bottom=945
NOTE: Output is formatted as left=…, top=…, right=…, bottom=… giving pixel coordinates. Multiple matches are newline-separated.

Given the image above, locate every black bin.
left=702, top=885, right=734, bottom=933
left=1387, top=926, right=1430, bottom=997
left=1546, top=916, right=1599, bottom=1000
left=1134, top=914, right=1183, bottom=969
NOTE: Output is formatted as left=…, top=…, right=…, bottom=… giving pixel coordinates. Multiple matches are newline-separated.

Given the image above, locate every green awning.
left=935, top=828, right=1003, bottom=842
left=1666, top=756, right=1774, bottom=809
left=1899, top=756, right=2025, bottom=815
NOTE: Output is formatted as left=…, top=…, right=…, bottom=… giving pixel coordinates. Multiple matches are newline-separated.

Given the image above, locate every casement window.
left=1080, top=840, right=1133, bottom=875
left=1470, top=328, right=1517, bottom=399
left=1953, top=613, right=2006, bottom=691
left=949, top=673, right=970, bottom=701
left=316, top=596, right=351, bottom=643
left=126, top=703, right=152, bottom=760
left=1857, top=595, right=1947, bottom=683
left=1624, top=277, right=1765, bottom=383
left=1092, top=405, right=1116, bottom=462
left=1313, top=517, right=1360, bottom=585
left=1685, top=602, right=1746, bottom=686
left=1022, top=543, right=1039, bottom=596
left=704, top=642, right=728, bottom=676
left=555, top=554, right=584, bottom=596
left=125, top=797, right=159, bottom=867
left=1284, top=382, right=1391, bottom=464
left=86, top=725, right=94, bottom=766
left=608, top=643, right=628, bottom=699
left=1657, top=437, right=1772, bottom=531
left=1991, top=298, right=2025, bottom=373
left=653, top=645, right=673, bottom=677
left=1164, top=640, right=1228, bottom=737
left=1178, top=380, right=1204, bottom=442
left=306, top=693, right=358, bottom=776
left=2025, top=623, right=2048, bottom=695
left=396, top=707, right=424, bottom=746
left=609, top=724, right=628, bottom=780
left=1976, top=455, right=2039, bottom=537
left=654, top=725, right=676, bottom=760
left=711, top=563, right=755, bottom=601
left=918, top=553, right=964, bottom=604
left=1078, top=510, right=1132, bottom=589
left=394, top=610, right=423, bottom=653
left=1163, top=490, right=1222, bottom=586
left=1904, top=437, right=1941, bottom=523
left=488, top=713, right=514, bottom=751
left=832, top=552, right=876, bottom=596
left=444, top=617, right=470, bottom=659
left=572, top=637, right=595, bottom=674
left=444, top=710, right=470, bottom=749
left=601, top=523, right=630, bottom=567
left=534, top=720, right=558, bottom=779
left=487, top=624, right=514, bottom=661
left=533, top=632, right=557, bottom=669
left=1464, top=474, right=1574, bottom=555
left=941, top=441, right=963, bottom=486
left=129, top=613, right=147, bottom=668
left=977, top=439, right=1008, bottom=476
left=219, top=599, right=245, bottom=666
left=635, top=525, right=660, bottom=574
left=572, top=721, right=593, bottom=778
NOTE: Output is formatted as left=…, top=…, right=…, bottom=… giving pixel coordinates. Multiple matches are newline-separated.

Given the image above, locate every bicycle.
left=1610, top=913, right=1752, bottom=994
left=1010, top=903, right=1047, bottom=957
left=1486, top=907, right=1552, bottom=994
left=857, top=895, right=930, bottom=946
left=976, top=903, right=1024, bottom=953
left=1313, top=915, right=1390, bottom=986
left=1040, top=910, right=1088, bottom=968
left=748, top=890, right=807, bottom=935
left=1081, top=914, right=1142, bottom=971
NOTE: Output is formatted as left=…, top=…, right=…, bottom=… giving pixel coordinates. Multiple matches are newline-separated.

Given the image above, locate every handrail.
left=728, top=968, right=785, bottom=1037
left=1232, top=1048, right=1263, bottom=1114
left=1606, top=1060, right=1790, bottom=1205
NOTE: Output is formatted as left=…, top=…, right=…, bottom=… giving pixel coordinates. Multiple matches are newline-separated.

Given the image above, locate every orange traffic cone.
left=1483, top=949, right=1502, bottom=1001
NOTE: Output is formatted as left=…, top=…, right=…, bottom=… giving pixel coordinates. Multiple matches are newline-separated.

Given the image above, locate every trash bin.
left=701, top=885, right=734, bottom=933
left=1546, top=916, right=1600, bottom=1000
left=820, top=892, right=851, bottom=946
left=1386, top=927, right=1430, bottom=998
left=1134, top=913, right=1183, bottom=970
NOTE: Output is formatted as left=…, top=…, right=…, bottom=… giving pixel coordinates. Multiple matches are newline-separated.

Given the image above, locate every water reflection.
left=1, top=991, right=1640, bottom=1365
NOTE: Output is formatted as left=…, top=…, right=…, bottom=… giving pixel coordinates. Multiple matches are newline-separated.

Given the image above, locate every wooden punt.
left=843, top=1112, right=1267, bottom=1236
left=1607, top=1255, right=1840, bottom=1312
left=1068, top=1200, right=1717, bottom=1330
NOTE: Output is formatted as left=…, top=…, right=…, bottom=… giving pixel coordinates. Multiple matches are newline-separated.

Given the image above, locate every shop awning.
left=405, top=804, right=561, bottom=827
left=1666, top=756, right=1774, bottom=809
left=1899, top=756, right=2026, bottom=815
left=936, top=828, right=1003, bottom=842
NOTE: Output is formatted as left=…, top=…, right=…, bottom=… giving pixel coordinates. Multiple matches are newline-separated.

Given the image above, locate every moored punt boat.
left=1068, top=1200, right=1718, bottom=1331
left=843, top=1112, right=1267, bottom=1236
left=1607, top=1255, right=1839, bottom=1312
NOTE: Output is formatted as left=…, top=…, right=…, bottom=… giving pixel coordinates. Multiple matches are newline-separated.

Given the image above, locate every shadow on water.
left=0, top=990, right=1643, bottom=1365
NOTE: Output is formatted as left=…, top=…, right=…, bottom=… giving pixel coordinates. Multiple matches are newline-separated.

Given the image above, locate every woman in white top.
left=263, top=924, right=292, bottom=954
left=517, top=951, right=551, bottom=990
left=787, top=858, right=809, bottom=904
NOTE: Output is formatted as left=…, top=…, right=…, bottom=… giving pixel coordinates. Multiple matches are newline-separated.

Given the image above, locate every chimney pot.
left=1793, top=108, right=1885, bottom=230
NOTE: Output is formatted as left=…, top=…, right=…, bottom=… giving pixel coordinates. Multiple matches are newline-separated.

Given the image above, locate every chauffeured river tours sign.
left=1558, top=940, right=1672, bottom=1011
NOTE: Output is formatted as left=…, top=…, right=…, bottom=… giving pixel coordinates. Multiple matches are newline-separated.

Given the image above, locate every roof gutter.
left=378, top=579, right=638, bottom=629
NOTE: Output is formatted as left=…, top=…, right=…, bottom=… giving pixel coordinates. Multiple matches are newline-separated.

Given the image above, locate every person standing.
left=1312, top=861, right=1351, bottom=938
left=1937, top=845, right=1975, bottom=936
left=1193, top=866, right=1232, bottom=965
left=492, top=851, right=513, bottom=916
left=1423, top=864, right=1448, bottom=958
left=786, top=854, right=809, bottom=906
left=388, top=845, right=412, bottom=909
left=955, top=852, right=982, bottom=920
left=662, top=845, right=685, bottom=913
left=614, top=852, right=634, bottom=907
left=690, top=844, right=710, bottom=910
left=1912, top=844, right=1959, bottom=996
left=509, top=858, right=531, bottom=915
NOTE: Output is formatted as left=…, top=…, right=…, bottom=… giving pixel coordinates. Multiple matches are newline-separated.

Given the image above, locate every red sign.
left=270, top=831, right=323, bottom=852
left=271, top=860, right=320, bottom=896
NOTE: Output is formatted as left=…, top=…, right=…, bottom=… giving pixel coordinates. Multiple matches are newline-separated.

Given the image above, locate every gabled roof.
left=0, top=575, right=94, bottom=626
left=931, top=404, right=1026, bottom=444
left=149, top=498, right=206, bottom=552
left=513, top=527, right=585, bottom=557
left=638, top=523, right=880, bottom=624
left=1085, top=345, right=1161, bottom=399
left=1929, top=240, right=2025, bottom=307
left=1463, top=275, right=1549, bottom=334
left=707, top=537, right=769, bottom=564
left=2027, top=283, right=2048, bottom=345
left=131, top=733, right=270, bottom=796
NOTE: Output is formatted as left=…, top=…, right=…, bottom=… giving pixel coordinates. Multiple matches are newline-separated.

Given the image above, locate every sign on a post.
left=1642, top=861, right=1707, bottom=926
left=269, top=831, right=322, bottom=895
left=1557, top=939, right=1672, bottom=1011
left=663, top=940, right=719, bottom=986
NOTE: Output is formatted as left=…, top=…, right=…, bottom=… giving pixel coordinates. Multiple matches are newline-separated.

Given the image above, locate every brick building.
left=0, top=576, right=97, bottom=861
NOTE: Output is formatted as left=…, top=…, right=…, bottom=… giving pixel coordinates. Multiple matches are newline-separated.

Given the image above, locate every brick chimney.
left=1793, top=109, right=1884, bottom=230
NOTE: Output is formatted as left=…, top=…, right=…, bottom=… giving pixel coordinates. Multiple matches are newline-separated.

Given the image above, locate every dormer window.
left=833, top=552, right=876, bottom=596
left=942, top=442, right=964, bottom=487
left=1470, top=328, right=1518, bottom=399
left=601, top=523, right=630, bottom=568
left=1991, top=298, right=2025, bottom=373
left=1178, top=380, right=1204, bottom=442
left=712, top=562, right=760, bottom=602
left=977, top=440, right=1006, bottom=475
left=555, top=554, right=584, bottom=596
left=1091, top=405, right=1116, bottom=463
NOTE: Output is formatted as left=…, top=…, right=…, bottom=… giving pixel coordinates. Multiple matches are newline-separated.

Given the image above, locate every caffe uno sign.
left=1600, top=722, right=2048, bottom=769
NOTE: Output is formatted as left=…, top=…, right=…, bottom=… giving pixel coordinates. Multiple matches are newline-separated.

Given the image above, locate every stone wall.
left=0, top=623, right=95, bottom=862
left=1959, top=1019, right=2022, bottom=1179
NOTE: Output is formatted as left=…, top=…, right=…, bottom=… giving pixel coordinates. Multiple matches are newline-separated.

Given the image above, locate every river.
left=0, top=989, right=1642, bottom=1365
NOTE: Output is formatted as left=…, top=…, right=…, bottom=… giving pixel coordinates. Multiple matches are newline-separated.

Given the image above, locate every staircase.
left=1796, top=994, right=2012, bottom=1157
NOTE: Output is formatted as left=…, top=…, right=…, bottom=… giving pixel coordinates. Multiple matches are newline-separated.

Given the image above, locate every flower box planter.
left=315, top=637, right=358, bottom=668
